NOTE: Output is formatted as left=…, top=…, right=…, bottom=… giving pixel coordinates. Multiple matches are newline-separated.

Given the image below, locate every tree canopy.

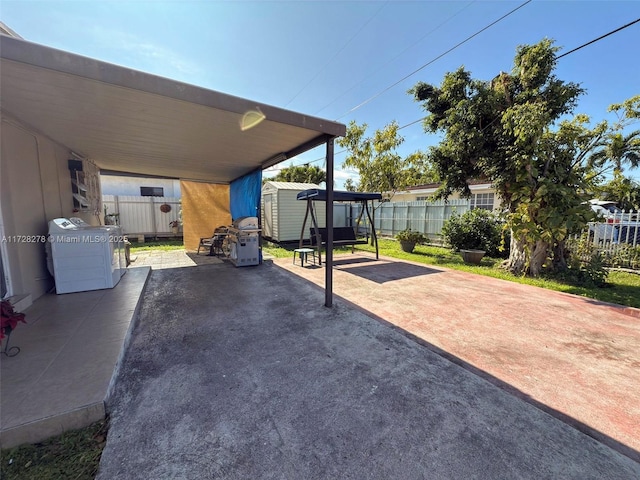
left=410, top=38, right=640, bottom=276
left=270, top=164, right=326, bottom=185
left=337, top=120, right=438, bottom=198
left=593, top=174, right=640, bottom=212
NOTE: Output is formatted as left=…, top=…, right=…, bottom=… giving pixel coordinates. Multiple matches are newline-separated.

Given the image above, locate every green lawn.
left=262, top=239, right=640, bottom=309
left=0, top=420, right=107, bottom=480
left=128, top=240, right=184, bottom=253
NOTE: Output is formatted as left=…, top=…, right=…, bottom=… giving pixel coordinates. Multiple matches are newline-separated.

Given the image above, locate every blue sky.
left=2, top=0, right=639, bottom=187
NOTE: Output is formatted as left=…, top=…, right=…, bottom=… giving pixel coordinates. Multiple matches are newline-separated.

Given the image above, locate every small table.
left=293, top=248, right=317, bottom=267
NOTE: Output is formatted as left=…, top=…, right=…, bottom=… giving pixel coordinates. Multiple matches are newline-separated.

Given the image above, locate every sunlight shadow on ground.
left=185, top=252, right=224, bottom=266
left=335, top=259, right=443, bottom=284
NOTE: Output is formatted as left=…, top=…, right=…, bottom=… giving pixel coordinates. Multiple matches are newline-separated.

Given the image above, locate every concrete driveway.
left=275, top=254, right=640, bottom=461
left=97, top=259, right=639, bottom=479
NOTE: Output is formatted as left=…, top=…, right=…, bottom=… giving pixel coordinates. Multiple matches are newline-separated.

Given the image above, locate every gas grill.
left=226, top=216, right=261, bottom=267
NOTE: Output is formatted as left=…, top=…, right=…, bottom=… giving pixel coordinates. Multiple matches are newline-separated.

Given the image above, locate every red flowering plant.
left=1, top=300, right=26, bottom=340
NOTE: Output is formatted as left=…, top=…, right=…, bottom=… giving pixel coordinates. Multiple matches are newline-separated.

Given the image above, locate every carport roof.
left=0, top=34, right=346, bottom=183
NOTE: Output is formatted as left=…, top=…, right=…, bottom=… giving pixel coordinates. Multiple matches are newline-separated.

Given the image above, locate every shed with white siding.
left=261, top=181, right=326, bottom=242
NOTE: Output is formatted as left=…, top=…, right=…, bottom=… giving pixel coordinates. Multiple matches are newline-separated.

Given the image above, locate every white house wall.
left=0, top=114, right=95, bottom=301
left=394, top=185, right=502, bottom=210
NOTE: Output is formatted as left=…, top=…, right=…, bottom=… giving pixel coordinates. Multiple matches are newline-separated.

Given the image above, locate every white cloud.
left=89, top=27, right=201, bottom=76
left=333, top=169, right=358, bottom=181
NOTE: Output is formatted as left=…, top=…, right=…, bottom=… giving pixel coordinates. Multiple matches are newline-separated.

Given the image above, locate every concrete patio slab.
left=275, top=253, right=640, bottom=462
left=97, top=260, right=640, bottom=479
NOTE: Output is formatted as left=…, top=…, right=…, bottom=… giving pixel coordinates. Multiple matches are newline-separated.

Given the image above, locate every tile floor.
left=0, top=267, right=150, bottom=448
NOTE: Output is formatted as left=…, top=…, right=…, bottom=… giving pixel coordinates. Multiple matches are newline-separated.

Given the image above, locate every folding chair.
left=197, top=226, right=228, bottom=256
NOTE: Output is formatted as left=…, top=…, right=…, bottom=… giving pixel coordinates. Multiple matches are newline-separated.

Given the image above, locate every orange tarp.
left=181, top=180, right=231, bottom=252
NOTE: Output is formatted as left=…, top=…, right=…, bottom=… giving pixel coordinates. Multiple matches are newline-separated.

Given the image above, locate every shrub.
left=441, top=209, right=507, bottom=257
left=395, top=229, right=428, bottom=244
left=560, top=233, right=609, bottom=287
left=604, top=244, right=640, bottom=270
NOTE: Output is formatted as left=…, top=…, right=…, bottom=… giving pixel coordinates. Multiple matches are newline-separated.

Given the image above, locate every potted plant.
left=1, top=300, right=26, bottom=357
left=441, top=210, right=504, bottom=264
left=169, top=220, right=180, bottom=234
left=395, top=229, right=428, bottom=253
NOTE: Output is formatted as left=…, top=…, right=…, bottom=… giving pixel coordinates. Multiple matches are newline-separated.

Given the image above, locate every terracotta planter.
left=400, top=240, right=416, bottom=253
left=460, top=249, right=485, bottom=264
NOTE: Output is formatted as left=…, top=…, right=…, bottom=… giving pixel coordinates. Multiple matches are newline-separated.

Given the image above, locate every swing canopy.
left=296, top=189, right=382, bottom=264
left=296, top=189, right=382, bottom=202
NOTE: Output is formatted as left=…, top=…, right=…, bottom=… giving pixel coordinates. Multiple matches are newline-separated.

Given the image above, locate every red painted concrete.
left=275, top=254, right=640, bottom=459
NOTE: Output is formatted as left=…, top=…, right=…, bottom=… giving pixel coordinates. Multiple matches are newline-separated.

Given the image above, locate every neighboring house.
left=100, top=172, right=181, bottom=198
left=392, top=180, right=501, bottom=211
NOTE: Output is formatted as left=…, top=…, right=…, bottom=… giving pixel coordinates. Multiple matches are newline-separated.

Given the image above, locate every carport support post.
left=325, top=139, right=334, bottom=307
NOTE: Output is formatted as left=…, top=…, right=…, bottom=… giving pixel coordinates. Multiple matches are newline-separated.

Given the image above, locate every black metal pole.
left=325, top=139, right=334, bottom=307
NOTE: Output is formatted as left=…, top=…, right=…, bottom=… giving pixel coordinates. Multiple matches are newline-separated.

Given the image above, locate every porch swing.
left=296, top=189, right=382, bottom=265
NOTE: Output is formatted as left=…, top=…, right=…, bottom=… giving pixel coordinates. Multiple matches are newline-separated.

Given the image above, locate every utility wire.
left=283, top=1, right=389, bottom=108
left=267, top=116, right=427, bottom=173
left=381, top=16, right=640, bottom=139
left=274, top=14, right=640, bottom=173
left=556, top=17, right=640, bottom=59
left=334, top=0, right=532, bottom=120
left=313, top=0, right=477, bottom=116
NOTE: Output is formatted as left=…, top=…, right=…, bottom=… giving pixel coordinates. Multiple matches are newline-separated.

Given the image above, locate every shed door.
left=264, top=194, right=273, bottom=238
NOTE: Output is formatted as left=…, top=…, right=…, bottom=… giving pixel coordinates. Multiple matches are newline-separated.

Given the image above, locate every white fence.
left=102, top=195, right=181, bottom=236
left=585, top=211, right=640, bottom=247
left=579, top=211, right=640, bottom=268
left=372, top=199, right=470, bottom=240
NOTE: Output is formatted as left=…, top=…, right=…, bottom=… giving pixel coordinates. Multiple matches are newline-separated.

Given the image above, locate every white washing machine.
left=68, top=218, right=126, bottom=278
left=48, top=218, right=125, bottom=294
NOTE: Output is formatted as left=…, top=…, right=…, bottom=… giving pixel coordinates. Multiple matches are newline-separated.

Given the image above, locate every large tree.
left=411, top=39, right=639, bottom=276
left=337, top=120, right=438, bottom=198
left=271, top=164, right=326, bottom=185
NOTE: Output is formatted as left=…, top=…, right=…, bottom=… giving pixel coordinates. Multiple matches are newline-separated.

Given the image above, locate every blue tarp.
left=230, top=169, right=262, bottom=220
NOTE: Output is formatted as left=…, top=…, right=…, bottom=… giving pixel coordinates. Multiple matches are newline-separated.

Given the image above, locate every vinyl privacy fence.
left=102, top=195, right=181, bottom=236
left=350, top=199, right=471, bottom=241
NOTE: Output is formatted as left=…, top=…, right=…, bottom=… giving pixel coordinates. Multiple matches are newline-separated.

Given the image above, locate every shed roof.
left=263, top=181, right=321, bottom=191
left=0, top=34, right=345, bottom=183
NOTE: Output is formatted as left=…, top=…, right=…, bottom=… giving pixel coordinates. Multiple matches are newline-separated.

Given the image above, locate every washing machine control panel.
left=69, top=217, right=90, bottom=227
left=49, top=218, right=77, bottom=232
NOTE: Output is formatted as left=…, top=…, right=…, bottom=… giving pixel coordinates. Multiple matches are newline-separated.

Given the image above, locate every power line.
left=267, top=116, right=427, bottom=173
left=399, top=118, right=425, bottom=130
left=334, top=0, right=532, bottom=120
left=274, top=15, right=640, bottom=174
left=387, top=17, right=640, bottom=138
left=283, top=1, right=389, bottom=108
left=313, top=0, right=477, bottom=117
left=556, top=17, right=640, bottom=59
